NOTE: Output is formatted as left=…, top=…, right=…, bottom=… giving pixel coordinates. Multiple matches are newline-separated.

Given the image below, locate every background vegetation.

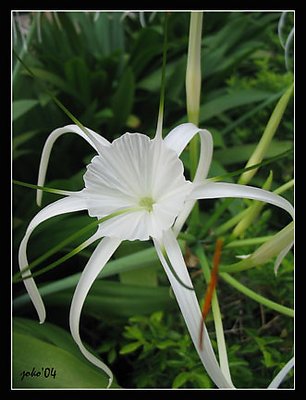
left=13, top=11, right=294, bottom=389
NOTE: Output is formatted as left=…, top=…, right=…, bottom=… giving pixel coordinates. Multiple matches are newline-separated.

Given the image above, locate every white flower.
left=18, top=122, right=294, bottom=388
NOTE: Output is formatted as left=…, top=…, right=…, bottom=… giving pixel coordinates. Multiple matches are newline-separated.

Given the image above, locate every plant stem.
left=219, top=272, right=293, bottom=317
left=196, top=246, right=233, bottom=384
left=225, top=236, right=273, bottom=248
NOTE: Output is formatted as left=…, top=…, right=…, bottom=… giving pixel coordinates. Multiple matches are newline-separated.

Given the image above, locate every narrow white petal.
left=191, top=182, right=294, bottom=219
left=268, top=357, right=294, bottom=388
left=37, top=125, right=110, bottom=206
left=69, top=236, right=121, bottom=387
left=165, top=123, right=213, bottom=236
left=164, top=123, right=213, bottom=179
left=154, top=230, right=234, bottom=388
left=173, top=199, right=197, bottom=237
left=18, top=195, right=88, bottom=323
left=164, top=123, right=198, bottom=155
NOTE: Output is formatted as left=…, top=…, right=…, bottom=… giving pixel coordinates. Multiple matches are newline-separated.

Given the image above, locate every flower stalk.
left=186, top=11, right=203, bottom=179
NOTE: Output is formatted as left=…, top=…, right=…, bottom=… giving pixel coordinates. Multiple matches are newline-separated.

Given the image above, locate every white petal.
left=164, top=122, right=213, bottom=179
left=165, top=123, right=213, bottom=236
left=190, top=182, right=294, bottom=219
left=97, top=211, right=150, bottom=241
left=268, top=357, right=294, bottom=388
left=37, top=125, right=110, bottom=206
left=18, top=195, right=88, bottom=323
left=69, top=236, right=121, bottom=388
left=172, top=198, right=197, bottom=237
left=154, top=230, right=234, bottom=388
left=83, top=132, right=191, bottom=241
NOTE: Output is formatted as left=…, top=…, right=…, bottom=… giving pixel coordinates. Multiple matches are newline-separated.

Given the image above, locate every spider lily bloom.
left=18, top=122, right=293, bottom=388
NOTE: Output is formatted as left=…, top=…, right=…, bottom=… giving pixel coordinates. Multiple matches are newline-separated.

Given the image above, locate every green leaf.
left=191, top=372, right=212, bottom=388
left=156, top=340, right=176, bottom=350
left=119, top=342, right=142, bottom=355
left=44, top=281, right=175, bottom=318
left=119, top=268, right=158, bottom=287
left=28, top=67, right=78, bottom=98
left=13, top=245, right=161, bottom=309
left=172, top=372, right=191, bottom=388
left=13, top=130, right=39, bottom=160
left=199, top=89, right=273, bottom=123
left=13, top=99, right=39, bottom=121
left=110, top=67, right=135, bottom=133
left=13, top=318, right=118, bottom=388
left=64, top=57, right=91, bottom=105
left=214, top=140, right=292, bottom=165
left=13, top=130, right=39, bottom=149
left=129, top=28, right=162, bottom=78
left=123, top=325, right=144, bottom=340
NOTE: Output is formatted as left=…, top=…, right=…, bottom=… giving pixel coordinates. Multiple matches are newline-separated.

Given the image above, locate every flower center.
left=139, top=196, right=155, bottom=212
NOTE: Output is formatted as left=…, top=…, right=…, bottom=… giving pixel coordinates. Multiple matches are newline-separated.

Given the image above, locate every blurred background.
left=12, top=11, right=294, bottom=389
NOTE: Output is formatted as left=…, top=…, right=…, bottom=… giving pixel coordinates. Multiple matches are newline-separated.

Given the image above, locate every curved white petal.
left=69, top=236, right=121, bottom=388
left=190, top=182, right=294, bottom=219
left=37, top=125, right=110, bottom=206
left=268, top=357, right=294, bottom=388
left=164, top=123, right=214, bottom=236
left=164, top=122, right=213, bottom=179
left=18, top=195, right=88, bottom=323
left=154, top=230, right=234, bottom=388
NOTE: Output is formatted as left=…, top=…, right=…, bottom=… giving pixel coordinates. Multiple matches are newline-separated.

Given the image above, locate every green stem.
left=274, top=179, right=294, bottom=195
left=239, top=83, right=294, bottom=185
left=225, top=236, right=273, bottom=248
left=196, top=246, right=232, bottom=384
left=209, top=147, right=292, bottom=183
left=186, top=12, right=203, bottom=225
left=219, top=272, right=293, bottom=317
left=214, top=209, right=249, bottom=236
left=155, top=13, right=168, bottom=139
left=18, top=236, right=98, bottom=281
left=219, top=260, right=254, bottom=274
left=13, top=179, right=69, bottom=195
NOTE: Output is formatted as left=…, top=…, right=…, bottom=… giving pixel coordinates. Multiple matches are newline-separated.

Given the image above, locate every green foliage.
left=13, top=11, right=293, bottom=389
left=13, top=318, right=119, bottom=388
left=118, top=311, right=213, bottom=388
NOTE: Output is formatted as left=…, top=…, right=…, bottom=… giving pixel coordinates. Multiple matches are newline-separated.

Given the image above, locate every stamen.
left=139, top=197, right=155, bottom=212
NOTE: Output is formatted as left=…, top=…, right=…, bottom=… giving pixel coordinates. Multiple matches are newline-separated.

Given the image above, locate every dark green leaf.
left=13, top=99, right=39, bottom=121
left=44, top=281, right=175, bottom=318
left=110, top=67, right=135, bottom=133
left=199, top=89, right=273, bottom=123
left=214, top=140, right=292, bottom=165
